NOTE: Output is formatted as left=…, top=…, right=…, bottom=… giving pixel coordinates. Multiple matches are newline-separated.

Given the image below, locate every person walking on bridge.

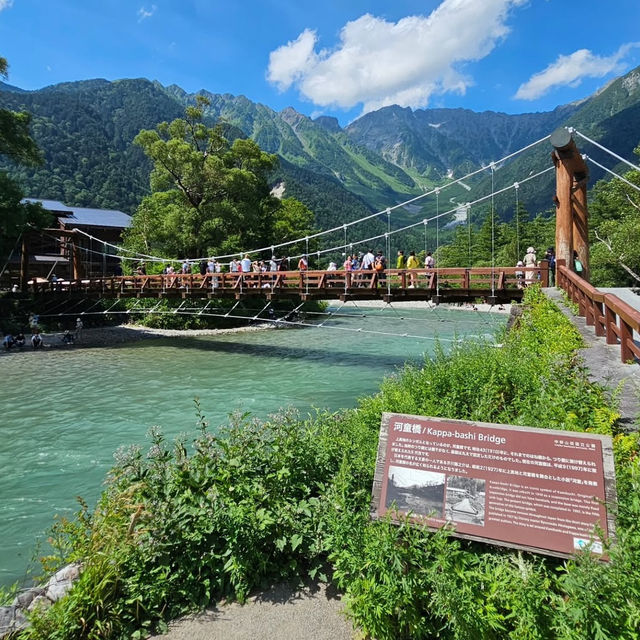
left=396, top=250, right=406, bottom=269
left=523, top=247, right=537, bottom=286
left=361, top=249, right=375, bottom=270
left=406, top=251, right=420, bottom=287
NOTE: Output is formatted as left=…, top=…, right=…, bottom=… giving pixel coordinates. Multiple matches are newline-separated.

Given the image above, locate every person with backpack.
left=374, top=251, right=387, bottom=286
left=573, top=250, right=584, bottom=276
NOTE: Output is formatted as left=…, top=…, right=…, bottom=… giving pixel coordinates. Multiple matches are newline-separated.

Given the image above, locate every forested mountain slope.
left=1, top=65, right=639, bottom=232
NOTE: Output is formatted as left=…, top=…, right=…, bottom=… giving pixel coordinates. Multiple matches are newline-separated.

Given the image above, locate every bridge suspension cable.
left=67, top=134, right=554, bottom=267
left=54, top=163, right=554, bottom=274
left=583, top=155, right=640, bottom=194
left=276, top=165, right=555, bottom=264
left=573, top=129, right=640, bottom=173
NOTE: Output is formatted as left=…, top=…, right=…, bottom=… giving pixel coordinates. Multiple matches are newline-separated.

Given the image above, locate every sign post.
left=371, top=413, right=616, bottom=558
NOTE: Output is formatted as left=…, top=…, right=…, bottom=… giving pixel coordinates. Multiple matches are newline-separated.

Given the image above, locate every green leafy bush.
left=26, top=287, right=640, bottom=639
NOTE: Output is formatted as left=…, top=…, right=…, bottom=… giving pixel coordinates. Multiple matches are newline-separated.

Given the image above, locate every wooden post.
left=551, top=128, right=589, bottom=280
left=539, top=259, right=549, bottom=287
left=20, top=235, right=30, bottom=290
left=552, top=131, right=574, bottom=272
left=71, top=233, right=82, bottom=280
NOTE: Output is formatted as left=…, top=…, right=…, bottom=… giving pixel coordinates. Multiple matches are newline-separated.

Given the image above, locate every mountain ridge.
left=1, top=65, right=639, bottom=232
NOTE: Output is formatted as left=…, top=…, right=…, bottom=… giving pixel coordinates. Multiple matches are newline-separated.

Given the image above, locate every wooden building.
left=15, top=198, right=132, bottom=283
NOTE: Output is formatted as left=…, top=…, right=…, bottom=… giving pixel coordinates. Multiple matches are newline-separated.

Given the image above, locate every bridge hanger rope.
left=61, top=164, right=554, bottom=271
left=467, top=201, right=472, bottom=268
left=67, top=136, right=554, bottom=267
left=583, top=155, right=640, bottom=194
left=491, top=163, right=496, bottom=297
left=274, top=165, right=555, bottom=265
left=573, top=129, right=640, bottom=173
left=514, top=181, right=520, bottom=260
left=435, top=189, right=440, bottom=297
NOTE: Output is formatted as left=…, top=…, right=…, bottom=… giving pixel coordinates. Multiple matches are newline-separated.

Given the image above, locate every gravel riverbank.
left=0, top=323, right=275, bottom=355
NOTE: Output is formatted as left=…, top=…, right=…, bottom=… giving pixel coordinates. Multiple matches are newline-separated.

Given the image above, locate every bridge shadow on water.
left=122, top=332, right=427, bottom=372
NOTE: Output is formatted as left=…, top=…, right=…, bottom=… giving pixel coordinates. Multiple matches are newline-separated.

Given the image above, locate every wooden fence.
left=557, top=264, right=640, bottom=363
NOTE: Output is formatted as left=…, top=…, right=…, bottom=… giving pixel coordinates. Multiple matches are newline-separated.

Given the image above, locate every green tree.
left=0, top=56, right=49, bottom=262
left=589, top=145, right=640, bottom=286
left=124, top=97, right=314, bottom=262
left=437, top=223, right=475, bottom=267
left=272, top=197, right=316, bottom=257
left=472, top=207, right=495, bottom=266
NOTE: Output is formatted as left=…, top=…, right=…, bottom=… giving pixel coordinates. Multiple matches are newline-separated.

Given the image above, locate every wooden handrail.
left=557, top=265, right=639, bottom=363
left=25, top=266, right=547, bottom=307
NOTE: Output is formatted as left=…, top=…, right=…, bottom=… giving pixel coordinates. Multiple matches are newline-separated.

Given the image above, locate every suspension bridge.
left=4, top=127, right=640, bottom=362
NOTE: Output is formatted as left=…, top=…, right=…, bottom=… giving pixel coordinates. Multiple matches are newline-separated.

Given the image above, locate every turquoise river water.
left=0, top=306, right=505, bottom=586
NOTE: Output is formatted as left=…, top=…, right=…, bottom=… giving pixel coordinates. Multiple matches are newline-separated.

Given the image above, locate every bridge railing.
left=26, top=264, right=548, bottom=297
left=557, top=264, right=640, bottom=363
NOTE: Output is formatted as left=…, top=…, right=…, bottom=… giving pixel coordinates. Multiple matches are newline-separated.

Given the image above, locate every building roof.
left=22, top=198, right=75, bottom=214
left=22, top=198, right=132, bottom=228
left=63, top=207, right=132, bottom=229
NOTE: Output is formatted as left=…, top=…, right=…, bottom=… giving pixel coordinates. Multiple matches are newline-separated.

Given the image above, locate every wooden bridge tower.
left=551, top=128, right=589, bottom=280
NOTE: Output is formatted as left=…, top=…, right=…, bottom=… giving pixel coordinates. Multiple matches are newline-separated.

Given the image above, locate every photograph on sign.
left=385, top=467, right=445, bottom=518
left=445, top=476, right=486, bottom=526
left=371, top=413, right=617, bottom=558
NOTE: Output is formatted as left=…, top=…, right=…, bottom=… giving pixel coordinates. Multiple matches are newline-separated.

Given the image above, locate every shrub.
left=27, top=287, right=640, bottom=639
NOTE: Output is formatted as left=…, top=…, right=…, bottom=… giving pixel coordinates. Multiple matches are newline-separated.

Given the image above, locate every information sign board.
left=371, top=413, right=617, bottom=558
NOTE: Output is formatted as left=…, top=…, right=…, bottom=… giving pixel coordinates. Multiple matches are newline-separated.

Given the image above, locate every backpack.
left=374, top=257, right=384, bottom=271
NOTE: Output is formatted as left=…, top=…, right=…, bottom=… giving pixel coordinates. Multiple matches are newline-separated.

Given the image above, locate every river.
left=0, top=305, right=505, bottom=586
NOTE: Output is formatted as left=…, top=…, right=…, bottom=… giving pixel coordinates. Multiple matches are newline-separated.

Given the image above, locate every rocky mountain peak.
left=313, top=116, right=342, bottom=133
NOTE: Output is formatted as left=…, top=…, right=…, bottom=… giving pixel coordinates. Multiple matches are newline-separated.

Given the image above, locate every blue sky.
left=1, top=0, right=639, bottom=124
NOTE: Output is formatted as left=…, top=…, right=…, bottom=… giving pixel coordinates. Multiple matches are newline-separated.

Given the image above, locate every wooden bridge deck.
left=28, top=266, right=548, bottom=304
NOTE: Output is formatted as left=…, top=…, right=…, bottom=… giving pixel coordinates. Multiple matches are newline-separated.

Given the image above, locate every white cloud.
left=267, top=0, right=527, bottom=115
left=137, top=4, right=157, bottom=22
left=515, top=43, right=640, bottom=100
left=268, top=29, right=318, bottom=92
left=0, top=0, right=14, bottom=12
